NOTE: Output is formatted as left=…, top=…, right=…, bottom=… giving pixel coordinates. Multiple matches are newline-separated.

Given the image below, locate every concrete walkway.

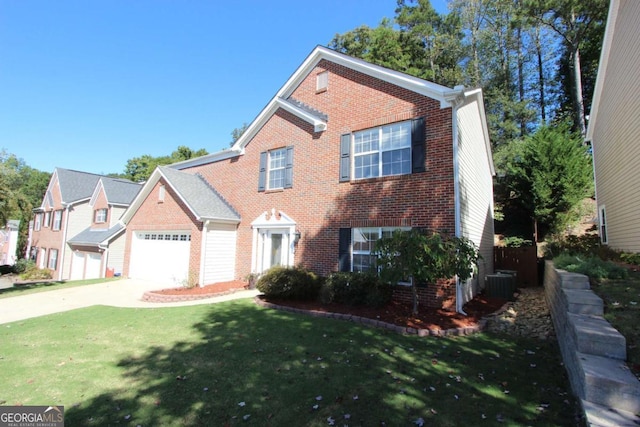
left=0, top=279, right=260, bottom=325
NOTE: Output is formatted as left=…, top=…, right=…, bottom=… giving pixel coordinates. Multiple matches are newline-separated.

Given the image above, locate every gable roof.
left=53, top=168, right=103, bottom=205
left=67, top=223, right=125, bottom=247
left=121, top=166, right=241, bottom=224
left=91, top=177, right=142, bottom=207
left=170, top=45, right=467, bottom=170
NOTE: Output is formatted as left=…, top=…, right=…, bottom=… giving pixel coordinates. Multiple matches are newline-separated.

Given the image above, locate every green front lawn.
left=0, top=299, right=582, bottom=426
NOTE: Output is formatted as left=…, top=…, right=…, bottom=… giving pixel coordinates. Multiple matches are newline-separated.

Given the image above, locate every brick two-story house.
left=121, top=46, right=495, bottom=310
left=30, top=168, right=141, bottom=280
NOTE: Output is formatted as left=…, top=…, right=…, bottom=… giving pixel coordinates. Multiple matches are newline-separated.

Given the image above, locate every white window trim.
left=43, top=211, right=51, bottom=228
left=351, top=226, right=411, bottom=281
left=95, top=208, right=108, bottom=224
left=268, top=148, right=286, bottom=190
left=48, top=249, right=58, bottom=270
left=353, top=121, right=412, bottom=180
left=52, top=210, right=62, bottom=231
left=599, top=205, right=608, bottom=244
left=34, top=213, right=42, bottom=231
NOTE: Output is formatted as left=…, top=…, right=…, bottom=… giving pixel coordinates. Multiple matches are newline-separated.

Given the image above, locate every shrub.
left=321, top=272, right=392, bottom=308
left=20, top=266, right=53, bottom=281
left=12, top=259, right=34, bottom=274
left=553, top=253, right=628, bottom=280
left=620, top=252, right=640, bottom=267
left=502, top=236, right=533, bottom=247
left=256, top=265, right=321, bottom=301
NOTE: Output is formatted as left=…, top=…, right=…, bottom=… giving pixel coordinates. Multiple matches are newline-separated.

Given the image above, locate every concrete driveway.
left=0, top=279, right=259, bottom=325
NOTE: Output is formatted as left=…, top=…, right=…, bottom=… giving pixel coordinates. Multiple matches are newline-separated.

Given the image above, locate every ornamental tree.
left=374, top=229, right=479, bottom=315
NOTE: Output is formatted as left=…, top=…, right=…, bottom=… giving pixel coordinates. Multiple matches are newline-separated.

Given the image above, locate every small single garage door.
left=202, top=223, right=236, bottom=285
left=129, top=231, right=191, bottom=285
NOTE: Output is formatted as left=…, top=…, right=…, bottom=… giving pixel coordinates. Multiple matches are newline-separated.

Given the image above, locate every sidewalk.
left=0, top=279, right=260, bottom=325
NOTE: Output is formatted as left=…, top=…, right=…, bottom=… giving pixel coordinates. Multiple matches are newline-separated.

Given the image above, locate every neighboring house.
left=0, top=220, right=20, bottom=265
left=121, top=46, right=495, bottom=310
left=30, top=168, right=141, bottom=280
left=586, top=0, right=640, bottom=253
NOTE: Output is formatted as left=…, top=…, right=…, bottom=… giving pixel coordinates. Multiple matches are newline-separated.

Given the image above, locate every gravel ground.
left=483, top=286, right=556, bottom=340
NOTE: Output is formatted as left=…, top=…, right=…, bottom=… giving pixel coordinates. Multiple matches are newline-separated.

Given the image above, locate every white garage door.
left=202, top=223, right=236, bottom=285
left=129, top=231, right=191, bottom=285
left=70, top=251, right=103, bottom=280
left=86, top=253, right=102, bottom=279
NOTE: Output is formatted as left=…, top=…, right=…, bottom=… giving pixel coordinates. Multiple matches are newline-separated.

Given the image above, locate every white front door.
left=254, top=229, right=293, bottom=274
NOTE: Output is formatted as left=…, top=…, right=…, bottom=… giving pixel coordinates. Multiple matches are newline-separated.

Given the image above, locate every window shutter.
left=284, top=146, right=294, bottom=189
left=338, top=228, right=351, bottom=272
left=258, top=151, right=267, bottom=192
left=339, top=133, right=351, bottom=182
left=411, top=117, right=426, bottom=173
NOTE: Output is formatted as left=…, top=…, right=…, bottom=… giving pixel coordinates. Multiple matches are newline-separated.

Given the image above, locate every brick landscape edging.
left=253, top=296, right=488, bottom=337
left=142, top=288, right=245, bottom=303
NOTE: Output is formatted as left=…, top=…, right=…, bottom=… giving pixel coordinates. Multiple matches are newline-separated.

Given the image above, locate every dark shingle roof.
left=56, top=168, right=102, bottom=204
left=101, top=177, right=142, bottom=205
left=68, top=223, right=125, bottom=246
left=159, top=167, right=240, bottom=221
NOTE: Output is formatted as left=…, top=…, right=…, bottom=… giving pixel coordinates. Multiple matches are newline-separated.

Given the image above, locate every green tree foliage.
left=230, top=122, right=250, bottom=147
left=494, top=124, right=593, bottom=240
left=0, top=150, right=51, bottom=260
left=375, top=229, right=479, bottom=314
left=123, top=145, right=208, bottom=182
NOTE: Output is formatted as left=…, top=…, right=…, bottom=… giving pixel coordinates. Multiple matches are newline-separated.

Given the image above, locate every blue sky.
left=0, top=0, right=449, bottom=175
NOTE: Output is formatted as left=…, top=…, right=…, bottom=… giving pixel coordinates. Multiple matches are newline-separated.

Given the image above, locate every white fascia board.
left=89, top=179, right=105, bottom=207
left=120, top=168, right=163, bottom=224
left=275, top=98, right=327, bottom=132
left=169, top=148, right=242, bottom=170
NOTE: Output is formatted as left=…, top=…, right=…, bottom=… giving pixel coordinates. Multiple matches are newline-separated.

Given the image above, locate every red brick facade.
left=121, top=49, right=484, bottom=308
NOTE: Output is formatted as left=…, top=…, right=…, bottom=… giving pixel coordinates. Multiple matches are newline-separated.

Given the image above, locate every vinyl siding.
left=202, top=223, right=236, bottom=285
left=107, top=233, right=126, bottom=276
left=591, top=0, right=640, bottom=252
left=61, top=202, right=93, bottom=280
left=456, top=97, right=495, bottom=302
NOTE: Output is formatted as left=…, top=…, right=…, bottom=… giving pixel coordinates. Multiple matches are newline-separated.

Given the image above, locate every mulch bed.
left=259, top=294, right=507, bottom=330
left=150, top=280, right=507, bottom=330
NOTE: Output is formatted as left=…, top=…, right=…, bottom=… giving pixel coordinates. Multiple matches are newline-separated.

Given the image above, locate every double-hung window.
left=44, top=211, right=51, bottom=228
left=95, top=208, right=108, bottom=224
left=52, top=210, right=62, bottom=231
left=258, top=146, right=294, bottom=191
left=340, top=117, right=424, bottom=182
left=268, top=148, right=286, bottom=190
left=351, top=227, right=410, bottom=273
left=34, top=213, right=42, bottom=231
left=48, top=249, right=58, bottom=270
left=354, top=122, right=411, bottom=179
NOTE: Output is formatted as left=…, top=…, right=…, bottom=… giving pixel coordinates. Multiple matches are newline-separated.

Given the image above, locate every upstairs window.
left=43, top=211, right=51, bottom=228
left=52, top=210, right=62, bottom=231
left=340, top=118, right=425, bottom=182
left=34, top=213, right=42, bottom=231
left=94, top=208, right=108, bottom=224
left=258, top=146, right=294, bottom=191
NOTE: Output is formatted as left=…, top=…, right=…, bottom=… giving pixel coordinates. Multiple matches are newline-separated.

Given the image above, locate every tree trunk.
left=573, top=46, right=587, bottom=135
left=535, top=26, right=546, bottom=122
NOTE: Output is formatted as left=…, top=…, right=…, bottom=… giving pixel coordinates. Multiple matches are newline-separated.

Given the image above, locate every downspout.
left=199, top=220, right=210, bottom=287
left=58, top=205, right=71, bottom=281
left=451, top=95, right=467, bottom=315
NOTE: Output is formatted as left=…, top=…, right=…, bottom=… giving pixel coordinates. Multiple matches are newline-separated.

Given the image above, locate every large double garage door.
left=129, top=231, right=191, bottom=285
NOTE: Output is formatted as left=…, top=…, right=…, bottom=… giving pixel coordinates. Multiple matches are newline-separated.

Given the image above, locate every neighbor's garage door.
left=129, top=231, right=191, bottom=285
left=70, top=251, right=103, bottom=280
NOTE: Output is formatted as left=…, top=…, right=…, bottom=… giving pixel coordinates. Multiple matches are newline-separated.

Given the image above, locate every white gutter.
left=199, top=220, right=210, bottom=287
left=58, top=205, right=71, bottom=281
